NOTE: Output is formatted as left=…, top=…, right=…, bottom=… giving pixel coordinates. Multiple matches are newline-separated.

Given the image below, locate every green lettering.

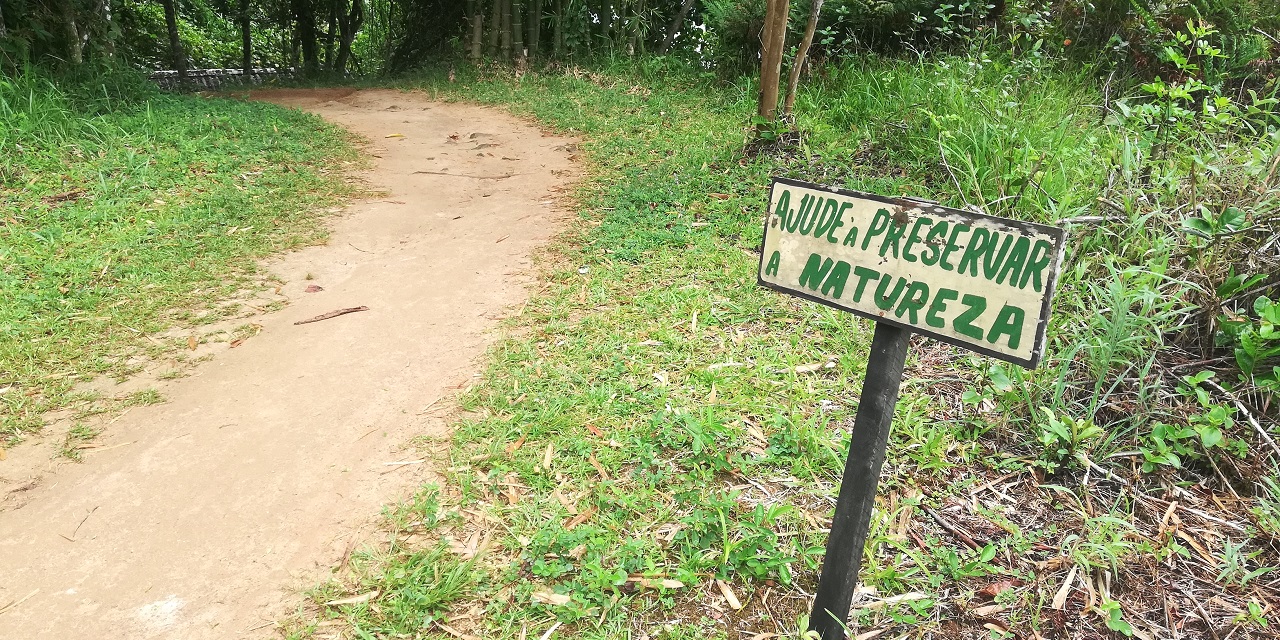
left=879, top=221, right=908, bottom=259
left=940, top=224, right=969, bottom=271
left=821, top=261, right=851, bottom=298
left=798, top=196, right=820, bottom=235
left=862, top=209, right=892, bottom=251
left=996, top=236, right=1030, bottom=285
left=981, top=233, right=1014, bottom=281
left=798, top=253, right=834, bottom=291
left=920, top=221, right=949, bottom=266
left=957, top=228, right=991, bottom=277
left=850, top=266, right=879, bottom=303
left=814, top=199, right=840, bottom=238
left=987, top=304, right=1026, bottom=350
left=953, top=294, right=987, bottom=340
left=827, top=203, right=851, bottom=243
left=874, top=275, right=908, bottom=311
left=902, top=217, right=932, bottom=263
left=895, top=281, right=930, bottom=324
left=842, top=225, right=859, bottom=247
left=925, top=288, right=958, bottom=328
left=787, top=194, right=806, bottom=233
left=1018, top=239, right=1054, bottom=292
left=764, top=251, right=781, bottom=277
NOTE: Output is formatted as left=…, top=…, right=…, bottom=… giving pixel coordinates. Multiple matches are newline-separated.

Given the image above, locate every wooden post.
left=809, top=322, right=911, bottom=640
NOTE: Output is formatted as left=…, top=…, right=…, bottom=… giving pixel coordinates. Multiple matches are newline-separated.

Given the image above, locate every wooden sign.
left=756, top=178, right=1066, bottom=640
left=759, top=177, right=1066, bottom=368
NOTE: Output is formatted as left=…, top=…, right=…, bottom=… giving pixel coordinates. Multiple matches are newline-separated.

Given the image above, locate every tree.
left=512, top=0, right=524, bottom=60
left=526, top=0, right=540, bottom=61
left=469, top=0, right=484, bottom=61
left=241, top=0, right=253, bottom=71
left=657, top=0, right=693, bottom=54
left=334, top=0, right=364, bottom=73
left=783, top=0, right=822, bottom=116
left=161, top=0, right=186, bottom=80
left=757, top=0, right=789, bottom=119
left=487, top=0, right=501, bottom=56
left=293, top=0, right=320, bottom=75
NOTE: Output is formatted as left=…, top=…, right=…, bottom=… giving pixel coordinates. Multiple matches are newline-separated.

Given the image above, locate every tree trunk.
left=553, top=0, right=563, bottom=58
left=470, top=1, right=485, bottom=61
left=487, top=0, right=501, bottom=56
left=62, top=0, right=82, bottom=64
left=335, top=0, right=362, bottom=73
left=600, top=0, right=612, bottom=47
left=500, top=0, right=511, bottom=60
left=241, top=0, right=252, bottom=72
left=757, top=0, right=789, bottom=120
left=324, top=1, right=338, bottom=69
left=527, top=0, right=540, bottom=61
left=783, top=0, right=821, bottom=116
left=293, top=0, right=320, bottom=76
left=0, top=0, right=7, bottom=40
left=161, top=0, right=185, bottom=79
left=98, top=0, right=117, bottom=57
left=512, top=0, right=524, bottom=61
left=657, top=0, right=693, bottom=54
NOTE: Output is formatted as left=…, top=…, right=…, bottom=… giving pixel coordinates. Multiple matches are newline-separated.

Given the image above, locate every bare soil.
left=0, top=89, right=577, bottom=639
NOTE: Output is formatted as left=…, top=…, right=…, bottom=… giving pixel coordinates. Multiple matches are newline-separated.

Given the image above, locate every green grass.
left=0, top=70, right=359, bottom=444
left=291, top=53, right=1280, bottom=640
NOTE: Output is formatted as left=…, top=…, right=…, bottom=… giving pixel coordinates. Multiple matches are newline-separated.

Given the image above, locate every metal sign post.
left=755, top=178, right=1066, bottom=640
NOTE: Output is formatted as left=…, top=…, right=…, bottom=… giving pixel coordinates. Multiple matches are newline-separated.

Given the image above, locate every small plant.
left=1218, top=296, right=1280, bottom=397
left=1217, top=539, right=1277, bottom=588
left=1098, top=598, right=1133, bottom=636
left=1035, top=407, right=1101, bottom=473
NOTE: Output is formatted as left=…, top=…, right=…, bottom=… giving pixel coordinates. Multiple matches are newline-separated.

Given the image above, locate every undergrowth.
left=0, top=69, right=359, bottom=444
left=284, top=44, right=1269, bottom=640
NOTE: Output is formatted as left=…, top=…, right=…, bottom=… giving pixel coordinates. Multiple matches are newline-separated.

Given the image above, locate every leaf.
left=531, top=589, right=571, bottom=606
left=1181, top=217, right=1213, bottom=237
left=324, top=590, right=379, bottom=606
left=977, top=579, right=1023, bottom=598
left=715, top=579, right=743, bottom=610
left=988, top=366, right=1013, bottom=393
left=1220, top=206, right=1246, bottom=231
left=385, top=133, right=405, bottom=138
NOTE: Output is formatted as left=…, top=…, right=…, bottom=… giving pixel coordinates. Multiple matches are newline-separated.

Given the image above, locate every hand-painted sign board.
left=757, top=177, right=1067, bottom=640
left=758, top=177, right=1066, bottom=369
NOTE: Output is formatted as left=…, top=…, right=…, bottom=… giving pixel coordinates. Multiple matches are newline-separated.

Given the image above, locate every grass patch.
left=292, top=54, right=1280, bottom=639
left=0, top=70, right=360, bottom=445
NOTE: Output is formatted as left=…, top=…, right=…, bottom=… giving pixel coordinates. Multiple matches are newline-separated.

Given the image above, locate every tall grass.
left=0, top=69, right=359, bottom=443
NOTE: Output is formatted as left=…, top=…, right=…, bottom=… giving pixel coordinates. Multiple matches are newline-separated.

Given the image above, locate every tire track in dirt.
left=0, top=88, right=576, bottom=639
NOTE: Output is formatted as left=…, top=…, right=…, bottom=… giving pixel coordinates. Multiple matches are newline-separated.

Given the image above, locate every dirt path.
left=0, top=89, right=575, bottom=639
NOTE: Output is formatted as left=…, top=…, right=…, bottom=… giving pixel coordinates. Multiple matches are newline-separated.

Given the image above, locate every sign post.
left=756, top=177, right=1066, bottom=640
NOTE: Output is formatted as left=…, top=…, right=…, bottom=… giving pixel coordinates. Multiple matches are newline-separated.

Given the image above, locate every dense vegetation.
left=281, top=41, right=1278, bottom=637
left=3, top=0, right=1280, bottom=638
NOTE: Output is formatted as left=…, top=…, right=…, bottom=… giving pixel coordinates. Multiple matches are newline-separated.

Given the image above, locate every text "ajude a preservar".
left=758, top=178, right=1066, bottom=368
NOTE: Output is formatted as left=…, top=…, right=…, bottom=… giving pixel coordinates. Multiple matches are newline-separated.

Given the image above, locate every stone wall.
left=149, top=68, right=294, bottom=91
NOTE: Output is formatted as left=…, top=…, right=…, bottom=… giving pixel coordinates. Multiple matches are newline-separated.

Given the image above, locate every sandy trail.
left=0, top=88, right=575, bottom=638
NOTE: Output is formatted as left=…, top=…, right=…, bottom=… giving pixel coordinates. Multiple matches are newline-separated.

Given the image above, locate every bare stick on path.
left=294, top=306, right=370, bottom=325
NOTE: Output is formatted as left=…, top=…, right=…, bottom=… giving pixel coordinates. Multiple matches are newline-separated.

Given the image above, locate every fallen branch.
left=921, top=505, right=981, bottom=550
left=294, top=306, right=369, bottom=325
